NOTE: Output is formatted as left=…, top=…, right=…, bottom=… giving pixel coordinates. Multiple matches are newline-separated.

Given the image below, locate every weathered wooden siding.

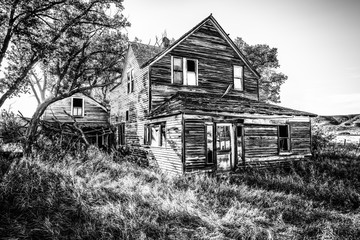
left=150, top=20, right=259, bottom=110
left=184, top=120, right=215, bottom=173
left=290, top=122, right=311, bottom=155
left=244, top=125, right=279, bottom=159
left=147, top=114, right=183, bottom=175
left=243, top=119, right=312, bottom=164
left=110, top=46, right=149, bottom=145
left=42, top=93, right=108, bottom=124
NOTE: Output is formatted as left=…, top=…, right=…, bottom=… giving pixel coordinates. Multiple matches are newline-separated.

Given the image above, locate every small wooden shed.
left=42, top=93, right=111, bottom=148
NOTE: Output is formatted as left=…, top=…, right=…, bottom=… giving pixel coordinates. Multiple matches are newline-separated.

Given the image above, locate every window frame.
left=278, top=125, right=291, bottom=153
left=171, top=56, right=198, bottom=86
left=144, top=122, right=166, bottom=147
left=233, top=65, right=244, bottom=91
left=171, top=56, right=184, bottom=85
left=205, top=123, right=215, bottom=164
left=71, top=97, right=84, bottom=117
left=127, top=68, right=134, bottom=94
left=216, top=124, right=232, bottom=151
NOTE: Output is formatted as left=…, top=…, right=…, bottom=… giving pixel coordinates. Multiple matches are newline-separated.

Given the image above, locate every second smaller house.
left=42, top=93, right=111, bottom=148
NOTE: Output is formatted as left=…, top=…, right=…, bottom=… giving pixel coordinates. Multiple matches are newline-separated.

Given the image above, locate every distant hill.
left=313, top=114, right=360, bottom=136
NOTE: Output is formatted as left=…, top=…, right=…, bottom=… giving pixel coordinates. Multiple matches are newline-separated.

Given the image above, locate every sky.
left=2, top=0, right=360, bottom=116
left=121, top=0, right=360, bottom=115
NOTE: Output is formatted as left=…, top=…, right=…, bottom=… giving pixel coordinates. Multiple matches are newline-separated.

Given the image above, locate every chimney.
left=161, top=37, right=170, bottom=49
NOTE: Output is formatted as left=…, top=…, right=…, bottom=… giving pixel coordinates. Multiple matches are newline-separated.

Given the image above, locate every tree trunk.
left=23, top=97, right=59, bottom=155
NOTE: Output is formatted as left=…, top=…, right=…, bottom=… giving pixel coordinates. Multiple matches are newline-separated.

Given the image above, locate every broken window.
left=186, top=59, right=197, bottom=86
left=279, top=125, right=290, bottom=152
left=216, top=125, right=231, bottom=151
left=233, top=65, right=243, bottom=90
left=72, top=98, right=84, bottom=117
left=144, top=123, right=166, bottom=147
left=172, top=57, right=198, bottom=86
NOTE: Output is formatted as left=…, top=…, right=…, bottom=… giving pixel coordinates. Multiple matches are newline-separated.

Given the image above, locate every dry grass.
left=1, top=147, right=360, bottom=239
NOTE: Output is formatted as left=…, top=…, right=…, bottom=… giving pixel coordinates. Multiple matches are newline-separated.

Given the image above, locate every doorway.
left=216, top=123, right=234, bottom=171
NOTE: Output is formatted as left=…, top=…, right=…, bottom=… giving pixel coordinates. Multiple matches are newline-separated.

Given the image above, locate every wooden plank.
left=150, top=20, right=259, bottom=110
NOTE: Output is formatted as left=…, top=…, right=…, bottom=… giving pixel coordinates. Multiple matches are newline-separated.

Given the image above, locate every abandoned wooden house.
left=42, top=93, right=112, bottom=148
left=109, top=14, right=316, bottom=175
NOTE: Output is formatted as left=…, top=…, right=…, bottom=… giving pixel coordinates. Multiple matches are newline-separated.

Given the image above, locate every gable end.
left=142, top=15, right=260, bottom=79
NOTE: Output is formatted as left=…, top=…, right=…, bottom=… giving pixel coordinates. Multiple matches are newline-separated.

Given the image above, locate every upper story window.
left=127, top=68, right=134, bottom=93
left=171, top=56, right=198, bottom=86
left=172, top=57, right=183, bottom=84
left=233, top=65, right=244, bottom=91
left=125, top=110, right=129, bottom=122
left=279, top=125, right=291, bottom=152
left=72, top=98, right=84, bottom=117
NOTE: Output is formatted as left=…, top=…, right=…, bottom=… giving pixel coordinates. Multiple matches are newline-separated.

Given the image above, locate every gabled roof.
left=72, top=92, right=109, bottom=112
left=130, top=42, right=162, bottom=67
left=110, top=42, right=161, bottom=92
left=149, top=91, right=317, bottom=118
left=140, top=14, right=260, bottom=79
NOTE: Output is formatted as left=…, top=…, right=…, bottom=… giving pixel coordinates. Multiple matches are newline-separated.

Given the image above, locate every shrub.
left=0, top=110, right=27, bottom=144
left=311, top=124, right=335, bottom=158
left=112, top=145, right=149, bottom=167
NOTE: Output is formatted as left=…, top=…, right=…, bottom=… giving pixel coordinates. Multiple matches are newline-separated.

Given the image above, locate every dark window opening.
left=72, top=98, right=83, bottom=116
left=236, top=125, right=242, bottom=137
left=187, top=60, right=196, bottom=72
left=279, top=125, right=290, bottom=152
left=125, top=110, right=129, bottom=122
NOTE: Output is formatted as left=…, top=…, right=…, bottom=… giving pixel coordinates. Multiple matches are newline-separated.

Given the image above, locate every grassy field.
left=1, top=148, right=360, bottom=239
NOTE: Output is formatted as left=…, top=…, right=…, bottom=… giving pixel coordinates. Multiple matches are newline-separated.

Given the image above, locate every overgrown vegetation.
left=1, top=143, right=360, bottom=239
left=1, top=119, right=359, bottom=239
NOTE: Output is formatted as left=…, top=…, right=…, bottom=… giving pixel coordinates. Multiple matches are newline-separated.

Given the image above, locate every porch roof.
left=149, top=91, right=317, bottom=118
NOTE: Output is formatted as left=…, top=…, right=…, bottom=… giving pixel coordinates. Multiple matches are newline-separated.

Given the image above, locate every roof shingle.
left=150, top=91, right=317, bottom=118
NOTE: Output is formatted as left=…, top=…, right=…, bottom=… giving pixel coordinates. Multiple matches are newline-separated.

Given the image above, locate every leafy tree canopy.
left=0, top=0, right=130, bottom=152
left=234, top=37, right=288, bottom=103
left=0, top=0, right=129, bottom=108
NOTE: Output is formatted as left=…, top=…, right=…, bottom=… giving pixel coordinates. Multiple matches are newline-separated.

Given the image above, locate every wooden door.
left=117, top=123, right=125, bottom=145
left=216, top=123, right=234, bottom=171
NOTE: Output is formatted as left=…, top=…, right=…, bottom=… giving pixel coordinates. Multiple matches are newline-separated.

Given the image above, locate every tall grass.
left=233, top=159, right=360, bottom=210
left=1, top=147, right=360, bottom=239
left=0, top=148, right=272, bottom=239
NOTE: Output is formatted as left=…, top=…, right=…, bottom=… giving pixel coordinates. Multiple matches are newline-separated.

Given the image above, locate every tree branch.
left=0, top=0, right=19, bottom=68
